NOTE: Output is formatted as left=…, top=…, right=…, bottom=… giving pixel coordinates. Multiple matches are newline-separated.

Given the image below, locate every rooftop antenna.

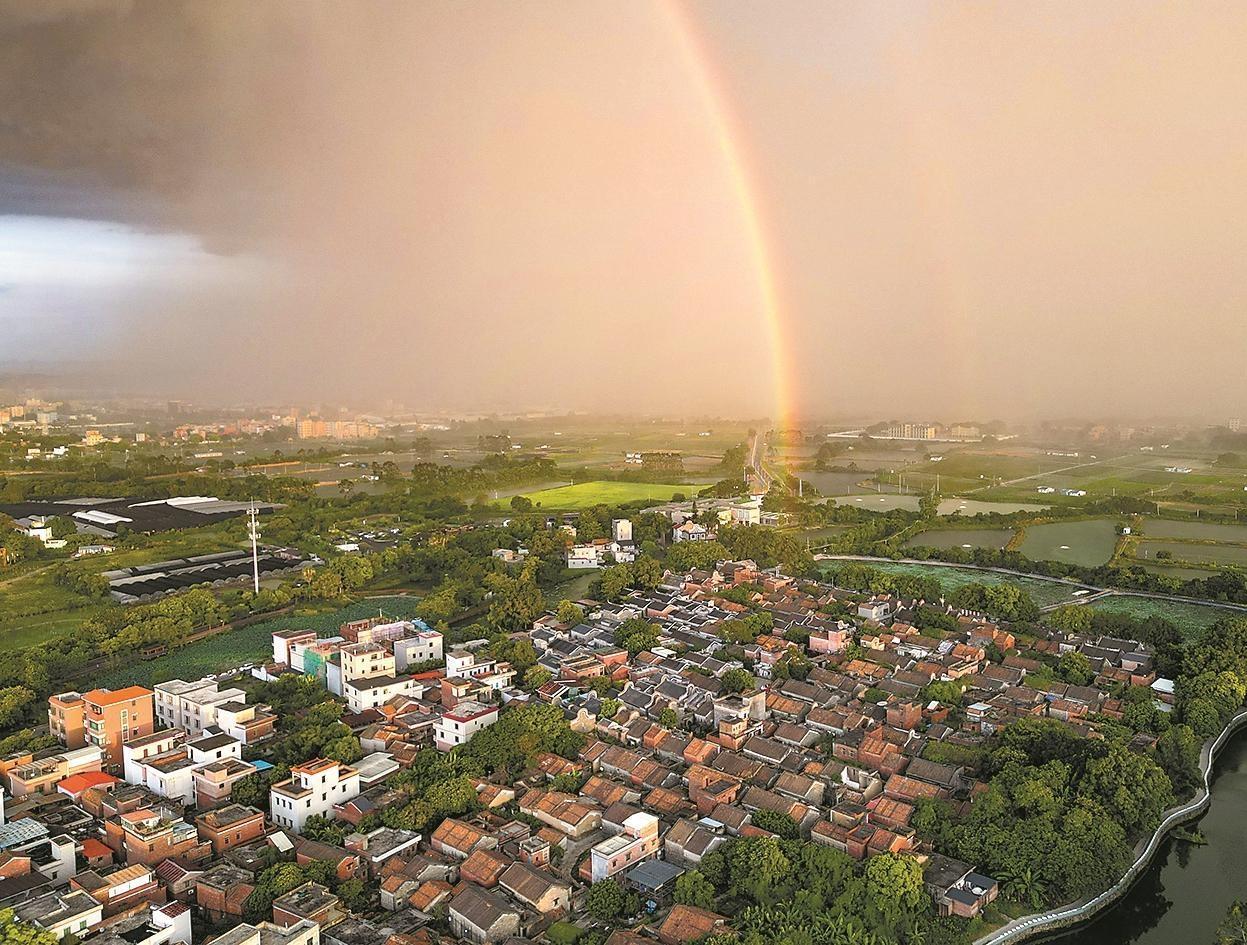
left=247, top=502, right=261, bottom=594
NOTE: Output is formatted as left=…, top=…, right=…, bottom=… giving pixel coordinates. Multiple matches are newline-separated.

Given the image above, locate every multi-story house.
left=588, top=811, right=660, bottom=882
left=114, top=808, right=210, bottom=866
left=392, top=630, right=444, bottom=672
left=195, top=804, right=267, bottom=854
left=269, top=759, right=361, bottom=833
left=154, top=679, right=247, bottom=736
left=50, top=688, right=155, bottom=767
left=4, top=746, right=105, bottom=798
left=433, top=702, right=499, bottom=752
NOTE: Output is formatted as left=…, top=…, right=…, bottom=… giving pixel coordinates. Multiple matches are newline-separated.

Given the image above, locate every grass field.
left=491, top=480, right=693, bottom=510
left=94, top=596, right=424, bottom=688
left=1018, top=519, right=1121, bottom=567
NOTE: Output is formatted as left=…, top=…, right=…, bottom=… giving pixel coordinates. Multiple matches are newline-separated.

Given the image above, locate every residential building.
left=14, top=888, right=103, bottom=940
left=54, top=688, right=156, bottom=767
left=154, top=679, right=247, bottom=736
left=195, top=804, right=267, bottom=854
left=5, top=746, right=105, bottom=798
left=433, top=702, right=499, bottom=752
left=270, top=759, right=361, bottom=833
left=588, top=812, right=660, bottom=883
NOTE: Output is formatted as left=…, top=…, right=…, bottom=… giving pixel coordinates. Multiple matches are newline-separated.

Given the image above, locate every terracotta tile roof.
left=58, top=772, right=119, bottom=796
left=658, top=904, right=728, bottom=944
left=85, top=686, right=152, bottom=706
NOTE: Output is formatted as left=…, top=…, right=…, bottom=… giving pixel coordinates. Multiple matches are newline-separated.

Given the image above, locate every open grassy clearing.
left=1140, top=520, right=1247, bottom=543
left=1135, top=540, right=1247, bottom=568
left=490, top=480, right=693, bottom=510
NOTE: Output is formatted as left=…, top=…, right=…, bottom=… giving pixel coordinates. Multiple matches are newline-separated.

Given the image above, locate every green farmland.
left=903, top=528, right=1015, bottom=551
left=820, top=560, right=1083, bottom=608
left=492, top=480, right=693, bottom=510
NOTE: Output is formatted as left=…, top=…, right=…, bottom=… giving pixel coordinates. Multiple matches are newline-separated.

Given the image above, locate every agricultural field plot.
left=903, top=528, right=1016, bottom=551
left=819, top=560, right=1083, bottom=608
left=1088, top=595, right=1240, bottom=636
left=95, top=596, right=425, bottom=689
left=799, top=470, right=874, bottom=495
left=1135, top=540, right=1247, bottom=569
left=490, top=480, right=694, bottom=510
left=1018, top=519, right=1121, bottom=567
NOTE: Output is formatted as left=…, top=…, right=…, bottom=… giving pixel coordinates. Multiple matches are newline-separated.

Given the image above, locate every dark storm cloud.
left=2, top=1, right=1246, bottom=419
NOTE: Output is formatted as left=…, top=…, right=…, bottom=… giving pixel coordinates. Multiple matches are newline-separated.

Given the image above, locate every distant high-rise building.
left=1230, top=418, right=1242, bottom=433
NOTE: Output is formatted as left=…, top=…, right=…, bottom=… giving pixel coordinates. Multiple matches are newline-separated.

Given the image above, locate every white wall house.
left=393, top=630, right=444, bottom=671
left=434, top=702, right=499, bottom=752
left=154, top=679, right=247, bottom=736
left=270, top=759, right=361, bottom=833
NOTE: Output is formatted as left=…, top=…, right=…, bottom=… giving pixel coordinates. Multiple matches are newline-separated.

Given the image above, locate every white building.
left=270, top=759, right=361, bottom=833
left=673, top=521, right=711, bottom=543
left=154, top=679, right=248, bottom=735
left=393, top=630, right=444, bottom=672
left=339, top=642, right=424, bottom=714
left=566, top=544, right=604, bottom=569
left=434, top=702, right=499, bottom=752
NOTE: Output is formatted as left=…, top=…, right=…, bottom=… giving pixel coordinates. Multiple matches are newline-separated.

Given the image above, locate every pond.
left=1019, top=519, right=1120, bottom=567
left=938, top=499, right=1050, bottom=516
left=1136, top=540, right=1247, bottom=568
left=903, top=528, right=1016, bottom=551
left=824, top=495, right=1051, bottom=516
left=1051, top=730, right=1247, bottom=945
left=1142, top=519, right=1247, bottom=543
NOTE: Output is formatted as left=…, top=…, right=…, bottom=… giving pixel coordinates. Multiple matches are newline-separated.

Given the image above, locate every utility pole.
left=247, top=503, right=261, bottom=595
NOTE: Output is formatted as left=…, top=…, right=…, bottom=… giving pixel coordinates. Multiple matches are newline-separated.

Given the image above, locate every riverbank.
left=972, top=708, right=1247, bottom=945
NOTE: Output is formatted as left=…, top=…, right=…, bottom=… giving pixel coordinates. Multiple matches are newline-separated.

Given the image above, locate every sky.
left=1, top=0, right=1245, bottom=421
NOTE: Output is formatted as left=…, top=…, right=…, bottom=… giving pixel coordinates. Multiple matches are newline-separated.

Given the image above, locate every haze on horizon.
left=1, top=0, right=1245, bottom=421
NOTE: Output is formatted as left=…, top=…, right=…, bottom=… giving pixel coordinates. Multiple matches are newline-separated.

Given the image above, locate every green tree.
left=300, top=815, right=345, bottom=846
left=586, top=880, right=632, bottom=922
left=1058, top=651, right=1094, bottom=686
left=1154, top=724, right=1202, bottom=797
left=673, top=870, right=716, bottom=909
left=721, top=668, right=754, bottom=694
left=615, top=618, right=659, bottom=656
left=865, top=853, right=926, bottom=914
left=1216, top=900, right=1247, bottom=945
left=555, top=600, right=585, bottom=625
left=0, top=908, right=57, bottom=945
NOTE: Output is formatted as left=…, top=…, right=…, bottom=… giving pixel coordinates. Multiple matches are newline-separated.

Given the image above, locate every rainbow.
left=660, top=0, right=797, bottom=432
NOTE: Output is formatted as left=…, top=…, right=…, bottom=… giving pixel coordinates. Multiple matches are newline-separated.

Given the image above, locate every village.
left=0, top=540, right=1174, bottom=945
